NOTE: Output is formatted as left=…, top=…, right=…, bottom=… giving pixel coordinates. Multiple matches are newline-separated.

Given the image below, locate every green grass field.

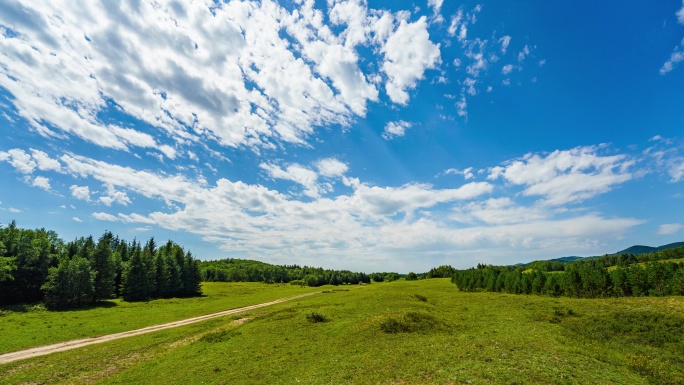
left=2, top=279, right=684, bottom=384
left=0, top=282, right=321, bottom=355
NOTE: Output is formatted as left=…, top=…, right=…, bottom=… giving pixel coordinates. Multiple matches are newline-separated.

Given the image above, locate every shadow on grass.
left=0, top=300, right=119, bottom=314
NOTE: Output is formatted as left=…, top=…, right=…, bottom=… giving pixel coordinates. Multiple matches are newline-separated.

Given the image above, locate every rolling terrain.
left=1, top=279, right=683, bottom=384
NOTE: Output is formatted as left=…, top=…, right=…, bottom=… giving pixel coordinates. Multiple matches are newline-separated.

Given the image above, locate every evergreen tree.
left=181, top=252, right=202, bottom=296
left=154, top=251, right=171, bottom=298
left=42, top=256, right=95, bottom=310
left=121, top=242, right=152, bottom=301
left=91, top=231, right=116, bottom=302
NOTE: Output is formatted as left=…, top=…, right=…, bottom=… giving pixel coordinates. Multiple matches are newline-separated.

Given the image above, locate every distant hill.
left=518, top=241, right=683, bottom=267
left=615, top=241, right=684, bottom=255
left=547, top=256, right=583, bottom=263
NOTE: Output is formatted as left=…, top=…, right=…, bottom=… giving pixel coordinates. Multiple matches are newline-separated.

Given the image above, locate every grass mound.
left=413, top=294, right=428, bottom=302
left=565, top=310, right=684, bottom=347
left=379, top=311, right=440, bottom=334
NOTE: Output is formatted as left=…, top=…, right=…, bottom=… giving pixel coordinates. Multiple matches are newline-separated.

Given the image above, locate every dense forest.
left=200, top=258, right=399, bottom=286
left=0, top=221, right=202, bottom=309
left=451, top=246, right=684, bottom=298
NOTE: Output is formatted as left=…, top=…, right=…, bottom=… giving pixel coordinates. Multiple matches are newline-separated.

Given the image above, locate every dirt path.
left=0, top=292, right=317, bottom=365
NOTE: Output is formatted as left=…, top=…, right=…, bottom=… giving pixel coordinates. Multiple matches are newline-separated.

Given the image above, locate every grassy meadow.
left=0, top=282, right=321, bottom=355
left=2, top=279, right=684, bottom=384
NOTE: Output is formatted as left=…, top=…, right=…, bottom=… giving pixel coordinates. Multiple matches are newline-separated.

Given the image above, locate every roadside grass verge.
left=0, top=282, right=320, bottom=354
left=2, top=279, right=683, bottom=384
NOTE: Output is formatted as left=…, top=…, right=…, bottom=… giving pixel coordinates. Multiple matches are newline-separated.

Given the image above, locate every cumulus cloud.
left=382, top=17, right=441, bottom=104
left=99, top=185, right=131, bottom=206
left=260, top=162, right=323, bottom=198
left=70, top=185, right=91, bottom=201
left=382, top=120, right=412, bottom=140
left=0, top=0, right=448, bottom=155
left=315, top=158, right=349, bottom=178
left=31, top=176, right=51, bottom=190
left=30, top=149, right=61, bottom=171
left=72, top=216, right=83, bottom=223
left=2, top=149, right=37, bottom=174
left=0, top=143, right=656, bottom=269
left=92, top=212, right=118, bottom=221
left=488, top=145, right=635, bottom=205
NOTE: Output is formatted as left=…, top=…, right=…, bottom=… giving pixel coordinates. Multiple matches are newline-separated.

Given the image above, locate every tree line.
left=0, top=221, right=202, bottom=309
left=201, top=258, right=403, bottom=286
left=451, top=246, right=684, bottom=298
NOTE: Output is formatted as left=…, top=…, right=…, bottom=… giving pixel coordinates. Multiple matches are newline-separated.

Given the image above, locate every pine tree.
left=181, top=252, right=202, bottom=296
left=92, top=231, right=116, bottom=302
left=121, top=242, right=152, bottom=301
left=42, top=256, right=95, bottom=310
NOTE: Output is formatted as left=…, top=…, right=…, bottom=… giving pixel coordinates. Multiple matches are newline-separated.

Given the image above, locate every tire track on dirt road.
left=0, top=292, right=318, bottom=365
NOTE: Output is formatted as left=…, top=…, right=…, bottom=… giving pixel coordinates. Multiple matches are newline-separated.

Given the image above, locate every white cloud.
left=92, top=212, right=118, bottom=221
left=660, top=42, right=684, bottom=75
left=465, top=39, right=488, bottom=77
left=31, top=176, right=51, bottom=190
left=427, top=0, right=444, bottom=23
left=658, top=223, right=683, bottom=235
left=1, top=146, right=647, bottom=269
left=502, top=64, right=515, bottom=75
left=72, top=216, right=83, bottom=223
left=9, top=207, right=21, bottom=213
left=315, top=158, right=348, bottom=178
left=447, top=9, right=463, bottom=37
left=30, top=149, right=61, bottom=171
left=489, top=145, right=634, bottom=205
left=70, top=185, right=91, bottom=201
left=518, top=45, right=530, bottom=61
left=382, top=120, right=412, bottom=140
left=382, top=17, right=441, bottom=104
left=99, top=185, right=131, bottom=206
left=260, top=162, right=323, bottom=198
left=456, top=94, right=467, bottom=117
left=646, top=139, right=684, bottom=182
left=452, top=198, right=549, bottom=225
left=0, top=0, right=433, bottom=155
left=445, top=167, right=475, bottom=180
left=3, top=149, right=36, bottom=174
left=499, top=35, right=511, bottom=54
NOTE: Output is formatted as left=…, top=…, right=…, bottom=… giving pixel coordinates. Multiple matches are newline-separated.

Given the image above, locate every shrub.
left=379, top=312, right=439, bottom=334
left=306, top=312, right=327, bottom=323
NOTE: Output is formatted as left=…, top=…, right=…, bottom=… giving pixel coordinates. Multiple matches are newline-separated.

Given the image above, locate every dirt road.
left=0, top=292, right=317, bottom=365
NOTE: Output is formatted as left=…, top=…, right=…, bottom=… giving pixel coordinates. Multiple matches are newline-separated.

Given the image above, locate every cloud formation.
left=0, top=0, right=447, bottom=156
left=1, top=141, right=658, bottom=269
left=488, top=145, right=634, bottom=205
left=382, top=120, right=412, bottom=140
left=661, top=2, right=684, bottom=74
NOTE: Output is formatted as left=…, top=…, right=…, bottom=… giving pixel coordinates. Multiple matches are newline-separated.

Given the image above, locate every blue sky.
left=1, top=0, right=683, bottom=272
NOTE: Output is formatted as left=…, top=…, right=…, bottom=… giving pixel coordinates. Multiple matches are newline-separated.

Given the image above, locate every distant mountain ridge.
left=520, top=241, right=684, bottom=266
left=614, top=241, right=684, bottom=255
